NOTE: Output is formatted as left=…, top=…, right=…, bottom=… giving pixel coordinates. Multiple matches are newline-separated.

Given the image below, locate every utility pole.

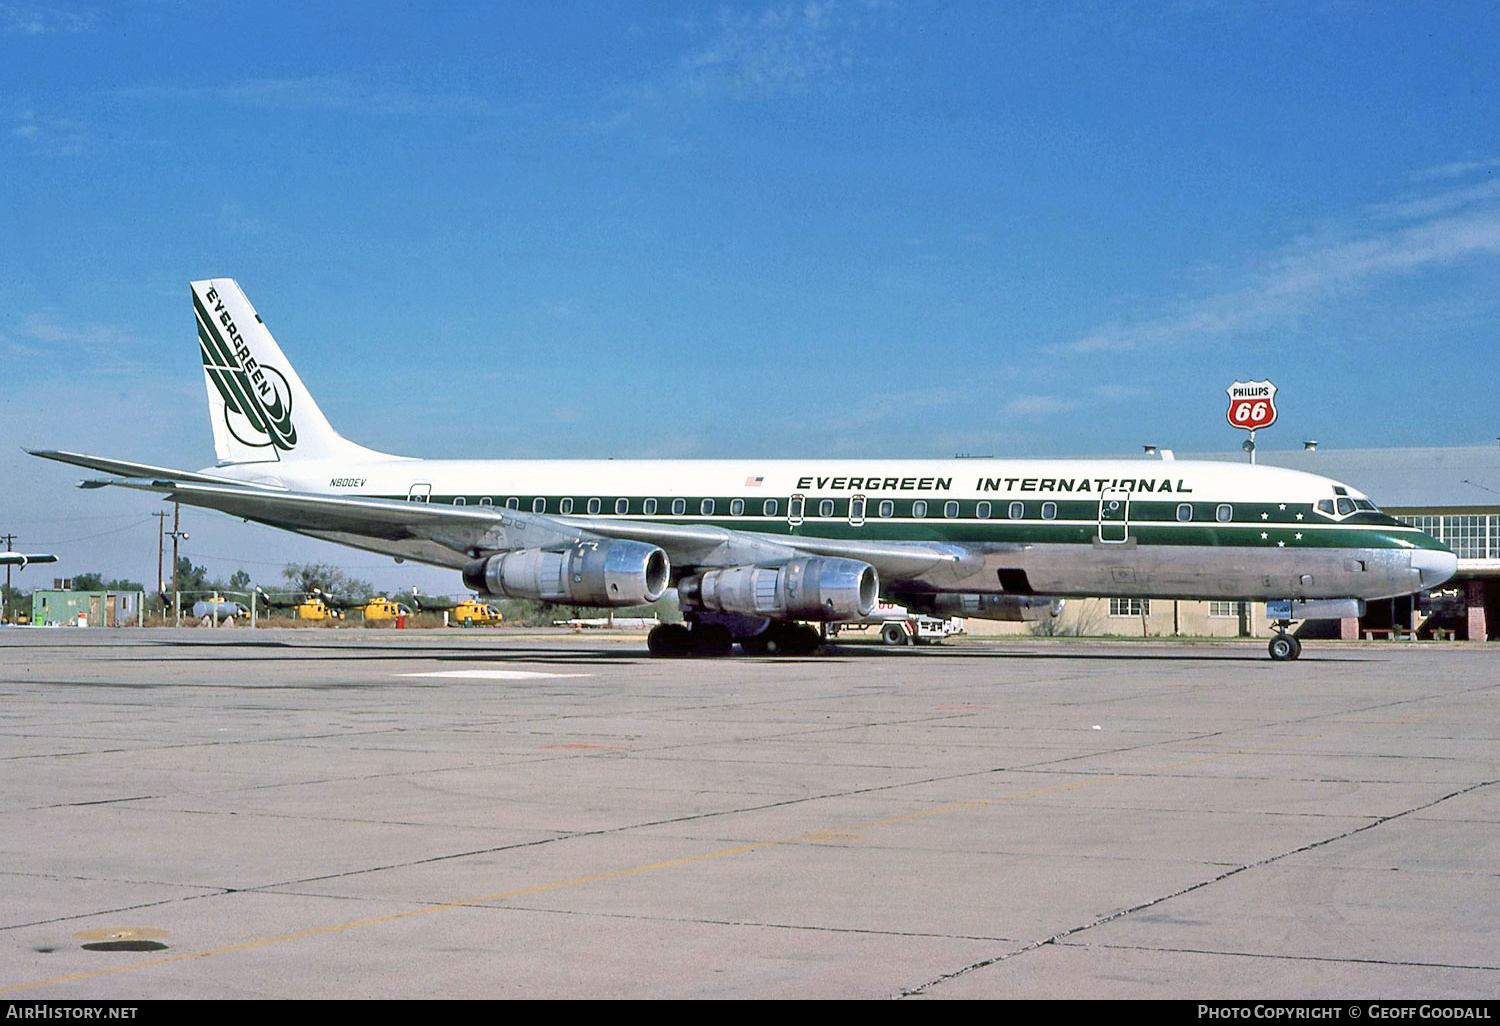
left=1, top=533, right=14, bottom=625
left=151, top=510, right=169, bottom=621
left=165, top=503, right=188, bottom=627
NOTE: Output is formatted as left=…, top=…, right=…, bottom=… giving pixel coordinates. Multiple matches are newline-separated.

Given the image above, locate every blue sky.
left=2, top=1, right=1498, bottom=594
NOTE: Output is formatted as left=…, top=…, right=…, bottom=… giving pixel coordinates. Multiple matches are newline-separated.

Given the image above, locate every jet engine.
left=907, top=593, right=1065, bottom=622
left=462, top=541, right=670, bottom=607
left=678, top=557, right=878, bottom=622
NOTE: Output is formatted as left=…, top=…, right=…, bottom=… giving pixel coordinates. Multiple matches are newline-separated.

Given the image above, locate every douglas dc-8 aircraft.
left=32, top=280, right=1455, bottom=660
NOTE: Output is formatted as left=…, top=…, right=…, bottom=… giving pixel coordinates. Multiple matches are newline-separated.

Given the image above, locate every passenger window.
left=701, top=498, right=715, bottom=515
left=1216, top=504, right=1232, bottom=522
left=850, top=497, right=866, bottom=522
left=671, top=498, right=686, bottom=516
left=560, top=497, right=574, bottom=514
left=764, top=499, right=778, bottom=517
left=644, top=498, right=658, bottom=515
left=532, top=497, right=546, bottom=513
left=976, top=501, right=991, bottom=519
left=1176, top=503, right=1192, bottom=522
left=584, top=498, right=598, bottom=515
left=453, top=496, right=466, bottom=506
left=1042, top=502, right=1057, bottom=520
left=944, top=501, right=959, bottom=518
left=1009, top=501, right=1024, bottom=520
left=818, top=499, right=834, bottom=517
left=730, top=498, right=744, bottom=515
left=480, top=497, right=494, bottom=507
left=615, top=498, right=629, bottom=515
left=788, top=496, right=804, bottom=520
left=878, top=500, right=893, bottom=518
left=913, top=500, right=928, bottom=518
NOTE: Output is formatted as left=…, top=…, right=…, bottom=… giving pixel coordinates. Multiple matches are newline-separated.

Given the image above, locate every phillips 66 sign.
left=1226, top=380, right=1278, bottom=431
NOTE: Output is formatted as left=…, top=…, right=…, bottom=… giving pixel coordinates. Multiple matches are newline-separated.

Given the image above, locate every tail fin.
left=193, top=279, right=394, bottom=465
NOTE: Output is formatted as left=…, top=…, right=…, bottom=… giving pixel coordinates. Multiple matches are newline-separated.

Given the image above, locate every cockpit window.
left=1354, top=499, right=1378, bottom=512
left=1336, top=497, right=1356, bottom=516
left=1317, top=499, right=1335, bottom=515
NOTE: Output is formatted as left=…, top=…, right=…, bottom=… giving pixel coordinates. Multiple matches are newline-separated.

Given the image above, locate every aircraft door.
left=1098, top=490, right=1130, bottom=543
left=407, top=483, right=432, bottom=503
left=849, top=494, right=866, bottom=527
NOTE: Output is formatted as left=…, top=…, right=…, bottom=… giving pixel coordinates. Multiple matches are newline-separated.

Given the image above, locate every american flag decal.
left=745, top=476, right=764, bottom=487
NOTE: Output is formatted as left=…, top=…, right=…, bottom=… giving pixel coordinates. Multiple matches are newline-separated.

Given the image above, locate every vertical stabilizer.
left=193, top=279, right=391, bottom=465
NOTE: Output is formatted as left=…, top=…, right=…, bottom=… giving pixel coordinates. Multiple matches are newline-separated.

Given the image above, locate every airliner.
left=31, top=279, right=1456, bottom=660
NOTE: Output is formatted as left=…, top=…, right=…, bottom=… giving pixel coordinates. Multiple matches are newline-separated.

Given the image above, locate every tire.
left=1268, top=634, right=1298, bottom=661
left=691, top=624, right=734, bottom=657
left=881, top=623, right=909, bottom=646
left=647, top=623, right=693, bottom=657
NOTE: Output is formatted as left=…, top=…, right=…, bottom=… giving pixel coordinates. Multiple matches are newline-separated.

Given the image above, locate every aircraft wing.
left=0, top=553, right=57, bottom=568
left=31, top=451, right=973, bottom=583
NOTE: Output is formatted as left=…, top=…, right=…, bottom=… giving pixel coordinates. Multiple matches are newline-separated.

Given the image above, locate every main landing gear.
left=1268, top=619, right=1303, bottom=661
left=647, top=620, right=822, bottom=658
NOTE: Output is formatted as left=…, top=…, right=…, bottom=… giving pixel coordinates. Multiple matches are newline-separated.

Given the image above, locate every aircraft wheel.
left=691, top=624, right=734, bottom=657
left=648, top=623, right=693, bottom=658
left=881, top=623, right=910, bottom=646
left=1268, top=634, right=1300, bottom=661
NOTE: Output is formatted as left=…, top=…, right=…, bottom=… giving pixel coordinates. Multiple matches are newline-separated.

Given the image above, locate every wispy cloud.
left=0, top=3, right=94, bottom=35
left=4, top=313, right=154, bottom=375
left=680, top=2, right=866, bottom=100
left=117, top=78, right=492, bottom=117
left=1053, top=174, right=1500, bottom=355
left=8, top=108, right=88, bottom=156
left=1404, top=158, right=1500, bottom=181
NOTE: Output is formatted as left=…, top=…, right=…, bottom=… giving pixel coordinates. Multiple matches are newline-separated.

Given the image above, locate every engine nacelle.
left=908, top=593, right=1065, bottom=622
left=679, top=557, right=878, bottom=622
left=462, top=541, right=670, bottom=607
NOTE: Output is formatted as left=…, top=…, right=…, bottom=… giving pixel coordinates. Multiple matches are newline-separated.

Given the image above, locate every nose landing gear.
left=1268, top=619, right=1302, bottom=661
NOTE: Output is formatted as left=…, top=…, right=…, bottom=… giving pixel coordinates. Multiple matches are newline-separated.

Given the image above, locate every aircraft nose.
left=1411, top=549, right=1458, bottom=590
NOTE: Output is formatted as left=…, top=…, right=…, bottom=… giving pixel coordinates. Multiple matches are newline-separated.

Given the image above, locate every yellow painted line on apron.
left=1, top=710, right=1439, bottom=994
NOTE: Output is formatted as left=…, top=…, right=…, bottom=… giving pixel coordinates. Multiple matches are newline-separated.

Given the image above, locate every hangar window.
left=1215, top=504, right=1232, bottom=522
left=480, top=497, right=493, bottom=507
left=818, top=499, right=834, bottom=517
left=532, top=497, right=546, bottom=513
left=701, top=498, right=716, bottom=516
left=944, top=501, right=959, bottom=518
left=730, top=498, right=744, bottom=516
left=644, top=498, right=658, bottom=515
left=560, top=497, right=575, bottom=514
left=763, top=499, right=778, bottom=516
left=1041, top=502, right=1057, bottom=520
left=976, top=501, right=991, bottom=519
left=912, top=500, right=928, bottom=518
left=1009, top=502, right=1024, bottom=519
left=671, top=498, right=686, bottom=516
left=615, top=498, right=629, bottom=515
left=1176, top=503, right=1192, bottom=522
left=879, top=500, right=894, bottom=518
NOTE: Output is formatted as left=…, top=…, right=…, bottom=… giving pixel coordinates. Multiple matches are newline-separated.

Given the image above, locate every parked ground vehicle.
left=827, top=601, right=966, bottom=646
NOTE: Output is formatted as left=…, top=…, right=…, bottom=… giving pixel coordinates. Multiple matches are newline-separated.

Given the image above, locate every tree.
left=228, top=570, right=252, bottom=592
left=71, top=572, right=147, bottom=593
left=281, top=562, right=373, bottom=602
